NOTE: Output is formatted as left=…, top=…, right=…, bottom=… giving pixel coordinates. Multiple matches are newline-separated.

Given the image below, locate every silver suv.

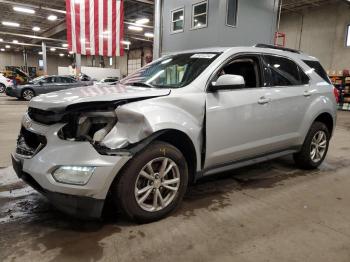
left=12, top=45, right=337, bottom=222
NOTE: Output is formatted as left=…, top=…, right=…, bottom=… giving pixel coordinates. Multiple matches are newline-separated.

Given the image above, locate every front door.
left=205, top=54, right=277, bottom=169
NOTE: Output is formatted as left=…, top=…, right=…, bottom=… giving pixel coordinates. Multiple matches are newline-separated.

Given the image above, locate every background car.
left=0, top=73, right=14, bottom=93
left=95, top=77, right=119, bottom=86
left=5, top=75, right=90, bottom=101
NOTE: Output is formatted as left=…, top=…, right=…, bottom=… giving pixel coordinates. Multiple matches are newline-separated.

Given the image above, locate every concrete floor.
left=1, top=93, right=350, bottom=262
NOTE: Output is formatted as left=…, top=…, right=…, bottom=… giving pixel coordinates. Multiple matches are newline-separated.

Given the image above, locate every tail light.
left=333, top=86, right=339, bottom=103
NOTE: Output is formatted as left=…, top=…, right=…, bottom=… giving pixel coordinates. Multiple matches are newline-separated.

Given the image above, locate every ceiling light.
left=2, top=21, right=20, bottom=27
left=69, top=51, right=74, bottom=54
left=128, top=25, right=143, bottom=31
left=59, top=53, right=64, bottom=57
left=0, top=48, right=5, bottom=51
left=38, top=51, right=43, bottom=55
left=32, top=26, right=40, bottom=32
left=62, top=43, right=68, bottom=48
left=12, top=40, right=18, bottom=44
left=144, top=32, right=154, bottom=38
left=47, top=15, right=58, bottom=21
left=135, top=18, right=150, bottom=25
left=0, top=38, right=3, bottom=42
left=121, top=40, right=131, bottom=45
left=5, top=45, right=10, bottom=48
left=13, top=6, right=35, bottom=14
left=50, top=47, right=56, bottom=51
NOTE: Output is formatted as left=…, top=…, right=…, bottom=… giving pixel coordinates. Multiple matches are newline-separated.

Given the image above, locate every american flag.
left=66, top=0, right=124, bottom=57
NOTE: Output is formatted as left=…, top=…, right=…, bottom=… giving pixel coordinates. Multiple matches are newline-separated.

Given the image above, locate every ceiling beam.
left=0, top=31, right=67, bottom=43
left=126, top=0, right=154, bottom=5
left=0, top=40, right=67, bottom=50
left=0, top=0, right=66, bottom=14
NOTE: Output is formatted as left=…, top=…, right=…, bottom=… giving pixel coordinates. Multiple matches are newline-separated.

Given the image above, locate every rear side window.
left=263, top=55, right=309, bottom=86
left=303, top=60, right=331, bottom=84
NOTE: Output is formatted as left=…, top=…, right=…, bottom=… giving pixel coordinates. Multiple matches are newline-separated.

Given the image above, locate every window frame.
left=225, top=0, right=238, bottom=28
left=205, top=52, right=266, bottom=92
left=262, top=54, right=310, bottom=87
left=170, top=7, right=185, bottom=34
left=191, top=1, right=208, bottom=30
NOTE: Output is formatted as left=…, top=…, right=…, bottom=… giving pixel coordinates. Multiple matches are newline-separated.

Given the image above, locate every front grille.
left=28, top=107, right=63, bottom=125
left=16, top=128, right=47, bottom=157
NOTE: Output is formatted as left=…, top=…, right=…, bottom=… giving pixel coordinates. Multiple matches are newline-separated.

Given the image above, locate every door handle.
left=304, top=90, right=312, bottom=97
left=258, top=97, right=271, bottom=105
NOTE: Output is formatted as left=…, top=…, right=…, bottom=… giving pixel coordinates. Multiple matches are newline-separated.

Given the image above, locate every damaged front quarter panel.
left=99, top=93, right=206, bottom=170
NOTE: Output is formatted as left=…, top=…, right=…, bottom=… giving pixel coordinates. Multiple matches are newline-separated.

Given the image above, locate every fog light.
left=52, top=166, right=95, bottom=185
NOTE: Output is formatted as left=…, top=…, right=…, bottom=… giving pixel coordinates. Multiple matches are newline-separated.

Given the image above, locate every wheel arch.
left=313, top=112, right=334, bottom=136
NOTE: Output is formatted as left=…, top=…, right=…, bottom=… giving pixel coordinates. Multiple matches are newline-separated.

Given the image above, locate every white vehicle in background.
left=95, top=77, right=119, bottom=86
left=0, top=73, right=13, bottom=93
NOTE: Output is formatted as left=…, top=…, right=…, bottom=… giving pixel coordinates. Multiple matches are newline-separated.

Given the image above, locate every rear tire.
left=112, top=141, right=188, bottom=223
left=293, top=121, right=330, bottom=169
left=22, top=89, right=35, bottom=101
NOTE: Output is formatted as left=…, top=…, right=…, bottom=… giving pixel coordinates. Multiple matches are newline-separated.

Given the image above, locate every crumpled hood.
left=29, top=83, right=171, bottom=111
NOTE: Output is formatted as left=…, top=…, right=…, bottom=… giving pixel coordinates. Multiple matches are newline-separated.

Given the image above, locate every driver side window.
left=216, top=55, right=262, bottom=88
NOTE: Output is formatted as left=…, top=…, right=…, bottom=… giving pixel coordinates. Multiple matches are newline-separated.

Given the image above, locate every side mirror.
left=210, top=74, right=245, bottom=91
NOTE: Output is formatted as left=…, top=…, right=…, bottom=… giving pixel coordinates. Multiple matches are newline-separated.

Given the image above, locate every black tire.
left=0, top=84, right=5, bottom=93
left=112, top=141, right=188, bottom=223
left=293, top=121, right=330, bottom=169
left=22, top=89, right=35, bottom=101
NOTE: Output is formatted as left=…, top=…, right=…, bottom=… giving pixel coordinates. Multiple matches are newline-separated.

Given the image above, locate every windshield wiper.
left=129, top=82, right=155, bottom=88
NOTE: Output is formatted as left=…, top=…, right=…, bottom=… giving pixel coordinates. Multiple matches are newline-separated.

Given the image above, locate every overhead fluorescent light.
left=59, top=53, right=64, bottom=57
left=121, top=40, right=131, bottom=45
left=32, top=26, right=40, bottom=32
left=47, top=15, right=58, bottom=21
left=38, top=51, right=43, bottom=55
left=2, top=21, right=20, bottom=27
left=62, top=43, right=68, bottom=48
left=13, top=6, right=35, bottom=14
left=0, top=48, right=5, bottom=51
left=12, top=40, right=19, bottom=44
left=128, top=25, right=143, bottom=31
left=50, top=47, right=56, bottom=51
left=5, top=45, right=11, bottom=48
left=69, top=51, right=74, bottom=54
left=135, top=18, right=150, bottom=25
left=144, top=32, right=154, bottom=38
left=0, top=38, right=3, bottom=42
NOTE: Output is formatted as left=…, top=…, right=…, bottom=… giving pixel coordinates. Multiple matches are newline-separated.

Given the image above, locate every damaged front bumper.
left=12, top=117, right=131, bottom=219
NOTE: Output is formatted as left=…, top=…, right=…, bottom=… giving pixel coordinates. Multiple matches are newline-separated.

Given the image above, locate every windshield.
left=31, top=76, right=46, bottom=84
left=120, top=52, right=220, bottom=88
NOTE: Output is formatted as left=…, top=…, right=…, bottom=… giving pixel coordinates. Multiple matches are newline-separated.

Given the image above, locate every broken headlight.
left=58, top=111, right=117, bottom=143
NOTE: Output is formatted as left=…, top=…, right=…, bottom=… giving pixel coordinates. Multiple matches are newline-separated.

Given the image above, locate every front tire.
left=112, top=141, right=188, bottom=223
left=0, top=84, right=5, bottom=93
left=294, top=122, right=330, bottom=169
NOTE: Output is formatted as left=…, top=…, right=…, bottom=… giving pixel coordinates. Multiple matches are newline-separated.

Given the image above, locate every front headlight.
left=52, top=166, right=95, bottom=185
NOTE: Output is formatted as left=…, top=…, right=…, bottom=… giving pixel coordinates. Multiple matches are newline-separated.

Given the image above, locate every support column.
left=76, top=54, right=81, bottom=76
left=22, top=48, right=28, bottom=74
left=41, top=42, right=47, bottom=75
left=153, top=0, right=162, bottom=60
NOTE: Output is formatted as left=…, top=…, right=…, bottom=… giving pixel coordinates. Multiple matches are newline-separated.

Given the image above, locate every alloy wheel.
left=134, top=157, right=180, bottom=212
left=23, top=90, right=34, bottom=101
left=310, top=130, right=327, bottom=162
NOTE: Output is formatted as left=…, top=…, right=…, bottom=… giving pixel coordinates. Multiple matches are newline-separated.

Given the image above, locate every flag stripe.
left=67, top=0, right=124, bottom=57
left=103, top=0, right=108, bottom=57
left=80, top=0, right=85, bottom=55
left=119, top=0, right=124, bottom=56
left=112, top=0, right=116, bottom=56
left=85, top=0, right=90, bottom=56
left=74, top=2, right=81, bottom=54
left=66, top=0, right=72, bottom=52
left=98, top=0, right=104, bottom=56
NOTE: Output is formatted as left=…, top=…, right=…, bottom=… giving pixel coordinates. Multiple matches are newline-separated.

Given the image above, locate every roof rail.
left=254, top=44, right=302, bottom=54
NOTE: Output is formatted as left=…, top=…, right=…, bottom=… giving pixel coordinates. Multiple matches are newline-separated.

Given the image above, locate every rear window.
left=303, top=60, right=331, bottom=84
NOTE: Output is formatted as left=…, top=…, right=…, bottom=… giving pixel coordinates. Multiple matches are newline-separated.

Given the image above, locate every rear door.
left=262, top=54, right=311, bottom=147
